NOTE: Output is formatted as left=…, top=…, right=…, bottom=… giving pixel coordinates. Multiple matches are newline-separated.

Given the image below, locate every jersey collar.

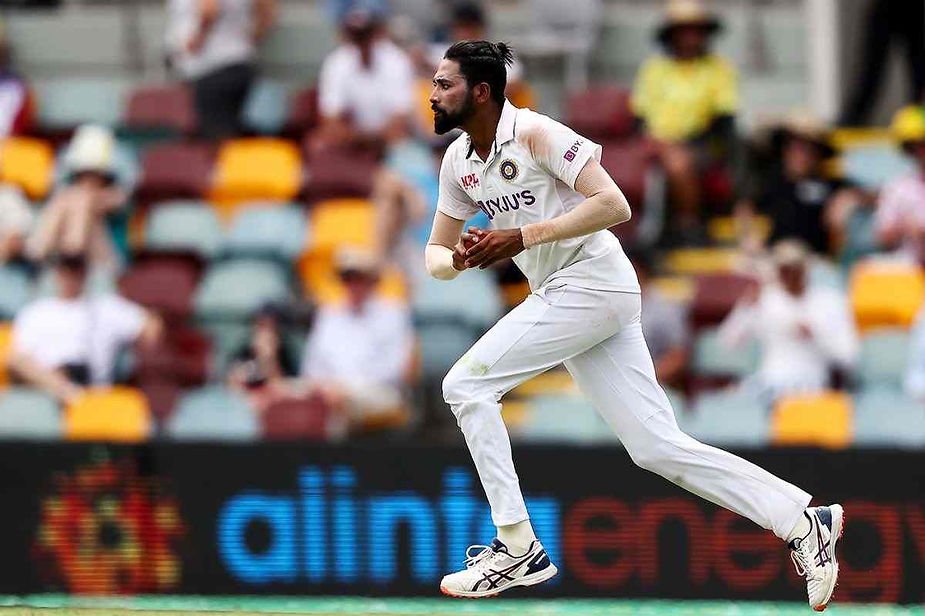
left=466, top=99, right=518, bottom=161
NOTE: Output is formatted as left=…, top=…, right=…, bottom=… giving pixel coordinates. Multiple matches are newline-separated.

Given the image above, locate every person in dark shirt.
left=736, top=112, right=856, bottom=255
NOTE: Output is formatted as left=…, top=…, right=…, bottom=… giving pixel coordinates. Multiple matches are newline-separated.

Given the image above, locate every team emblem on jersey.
left=499, top=159, right=519, bottom=182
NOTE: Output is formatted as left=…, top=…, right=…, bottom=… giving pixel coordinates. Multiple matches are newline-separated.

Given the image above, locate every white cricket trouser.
left=442, top=283, right=812, bottom=541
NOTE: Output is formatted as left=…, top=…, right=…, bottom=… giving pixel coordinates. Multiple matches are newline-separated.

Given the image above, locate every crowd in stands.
left=0, top=0, right=924, bottom=448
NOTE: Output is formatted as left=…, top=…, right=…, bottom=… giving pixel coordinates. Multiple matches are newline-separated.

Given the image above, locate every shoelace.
left=790, top=548, right=809, bottom=578
left=464, top=544, right=504, bottom=569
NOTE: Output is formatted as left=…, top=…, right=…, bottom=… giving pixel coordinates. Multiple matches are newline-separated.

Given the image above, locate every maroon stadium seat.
left=284, top=87, right=319, bottom=138
left=136, top=142, right=214, bottom=203
left=564, top=85, right=636, bottom=141
left=140, top=380, right=182, bottom=424
left=124, top=84, right=197, bottom=134
left=135, top=326, right=211, bottom=387
left=261, top=395, right=332, bottom=441
left=119, top=259, right=201, bottom=320
left=302, top=145, right=378, bottom=203
left=691, top=273, right=759, bottom=329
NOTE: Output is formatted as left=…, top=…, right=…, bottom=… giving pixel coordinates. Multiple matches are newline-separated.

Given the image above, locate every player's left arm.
left=464, top=158, right=631, bottom=268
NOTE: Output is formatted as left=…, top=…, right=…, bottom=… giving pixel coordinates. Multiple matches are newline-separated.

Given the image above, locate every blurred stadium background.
left=0, top=0, right=923, bottom=613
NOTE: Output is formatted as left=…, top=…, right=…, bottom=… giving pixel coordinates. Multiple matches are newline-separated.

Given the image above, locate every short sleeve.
left=525, top=116, right=602, bottom=191
left=99, top=296, right=146, bottom=343
left=11, top=306, right=40, bottom=355
left=318, top=53, right=347, bottom=119
left=437, top=151, right=478, bottom=220
left=711, top=59, right=739, bottom=115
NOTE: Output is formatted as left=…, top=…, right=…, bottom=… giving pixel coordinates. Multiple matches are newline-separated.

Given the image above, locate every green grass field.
left=0, top=596, right=922, bottom=616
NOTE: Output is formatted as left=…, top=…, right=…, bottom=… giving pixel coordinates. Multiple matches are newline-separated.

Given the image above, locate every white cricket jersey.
left=437, top=100, right=640, bottom=293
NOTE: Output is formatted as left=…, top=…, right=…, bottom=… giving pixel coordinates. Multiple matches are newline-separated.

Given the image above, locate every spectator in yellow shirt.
left=632, top=0, right=738, bottom=240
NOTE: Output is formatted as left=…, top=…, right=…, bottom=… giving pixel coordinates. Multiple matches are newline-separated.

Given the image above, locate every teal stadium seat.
left=35, top=77, right=132, bottom=130
left=679, top=388, right=769, bottom=447
left=242, top=79, right=289, bottom=135
left=166, top=386, right=258, bottom=441
left=854, top=387, right=925, bottom=448
left=195, top=259, right=290, bottom=320
left=413, top=269, right=503, bottom=330
left=0, top=266, right=33, bottom=319
left=146, top=201, right=223, bottom=258
left=0, top=388, right=61, bottom=440
left=511, top=394, right=615, bottom=445
left=417, top=323, right=479, bottom=380
left=693, top=327, right=760, bottom=378
left=841, top=145, right=915, bottom=190
left=224, top=204, right=308, bottom=259
left=858, top=328, right=910, bottom=389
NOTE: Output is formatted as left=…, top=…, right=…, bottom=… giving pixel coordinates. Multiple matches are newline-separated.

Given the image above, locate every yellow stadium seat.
left=650, top=276, right=695, bottom=303
left=64, top=387, right=152, bottom=443
left=500, top=280, right=531, bottom=308
left=771, top=391, right=853, bottom=449
left=508, top=82, right=537, bottom=110
left=308, top=198, right=376, bottom=253
left=707, top=215, right=771, bottom=244
left=511, top=369, right=578, bottom=397
left=208, top=138, right=302, bottom=217
left=850, top=260, right=925, bottom=331
left=0, top=137, right=53, bottom=199
left=304, top=261, right=408, bottom=305
left=662, top=248, right=740, bottom=275
left=829, top=127, right=893, bottom=150
left=0, top=322, right=11, bottom=389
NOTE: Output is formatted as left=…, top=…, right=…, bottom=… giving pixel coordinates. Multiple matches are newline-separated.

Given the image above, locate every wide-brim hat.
left=772, top=110, right=836, bottom=159
left=655, top=0, right=723, bottom=45
left=64, top=124, right=117, bottom=181
left=772, top=239, right=810, bottom=269
left=656, top=0, right=722, bottom=45
left=335, top=247, right=381, bottom=278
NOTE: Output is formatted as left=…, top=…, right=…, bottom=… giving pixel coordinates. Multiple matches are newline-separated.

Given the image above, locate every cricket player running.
left=425, top=41, right=843, bottom=610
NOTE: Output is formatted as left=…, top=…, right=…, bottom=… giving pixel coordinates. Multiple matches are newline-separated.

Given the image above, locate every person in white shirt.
left=7, top=253, right=162, bottom=404
left=166, top=0, right=277, bottom=138
left=300, top=249, right=414, bottom=429
left=0, top=185, right=33, bottom=264
left=315, top=9, right=415, bottom=150
left=425, top=41, right=843, bottom=609
left=718, top=240, right=859, bottom=402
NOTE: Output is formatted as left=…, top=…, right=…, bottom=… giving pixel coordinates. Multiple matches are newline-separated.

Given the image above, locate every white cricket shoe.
left=439, top=538, right=558, bottom=598
left=789, top=504, right=845, bottom=611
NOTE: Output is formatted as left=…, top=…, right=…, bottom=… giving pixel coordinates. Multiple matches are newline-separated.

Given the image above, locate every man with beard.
left=424, top=40, right=844, bottom=611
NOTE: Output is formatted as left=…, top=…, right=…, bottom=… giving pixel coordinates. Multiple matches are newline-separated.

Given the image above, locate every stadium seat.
left=123, top=83, right=196, bottom=135
left=0, top=137, right=54, bottom=199
left=707, top=215, right=771, bottom=245
left=145, top=201, right=223, bottom=258
left=262, top=395, right=335, bottom=441
left=417, top=323, right=479, bottom=379
left=136, top=142, right=214, bottom=203
left=853, top=387, right=925, bottom=448
left=413, top=269, right=503, bottom=330
left=0, top=322, right=11, bottom=389
left=64, top=387, right=152, bottom=442
left=283, top=87, right=319, bottom=137
left=857, top=328, right=910, bottom=389
left=564, top=84, right=635, bottom=141
left=510, top=394, right=615, bottom=444
left=599, top=137, right=659, bottom=216
left=849, top=260, right=925, bottom=331
left=839, top=144, right=914, bottom=190
left=166, top=386, right=258, bottom=441
left=663, top=248, right=740, bottom=275
left=771, top=391, right=853, bottom=449
left=302, top=259, right=408, bottom=305
left=306, top=198, right=375, bottom=253
left=35, top=77, right=130, bottom=130
left=120, top=259, right=201, bottom=320
left=0, top=388, right=61, bottom=440
left=692, top=327, right=760, bottom=380
left=138, top=380, right=183, bottom=425
left=511, top=369, right=578, bottom=398
left=195, top=259, right=290, bottom=320
left=200, top=321, right=250, bottom=374
left=0, top=266, right=32, bottom=320
left=136, top=326, right=211, bottom=386
left=302, top=146, right=377, bottom=202
left=680, top=389, right=769, bottom=447
left=208, top=138, right=302, bottom=215
left=241, top=79, right=289, bottom=135
left=224, top=204, right=308, bottom=260
left=691, top=273, right=758, bottom=328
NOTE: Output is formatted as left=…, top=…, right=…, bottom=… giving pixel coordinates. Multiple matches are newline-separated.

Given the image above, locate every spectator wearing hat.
left=27, top=125, right=126, bottom=271
left=631, top=0, right=737, bottom=237
left=875, top=106, right=925, bottom=262
left=0, top=185, right=33, bottom=265
left=315, top=8, right=416, bottom=151
left=7, top=252, right=162, bottom=404
left=300, top=248, right=415, bottom=430
left=718, top=240, right=858, bottom=403
left=736, top=111, right=860, bottom=255
left=166, top=0, right=277, bottom=139
left=0, top=18, right=34, bottom=137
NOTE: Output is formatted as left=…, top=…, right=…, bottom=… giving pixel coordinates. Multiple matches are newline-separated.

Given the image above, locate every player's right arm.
left=426, top=148, right=481, bottom=281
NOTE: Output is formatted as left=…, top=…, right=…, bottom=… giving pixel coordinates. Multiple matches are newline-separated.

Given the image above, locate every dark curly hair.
left=443, top=40, right=514, bottom=105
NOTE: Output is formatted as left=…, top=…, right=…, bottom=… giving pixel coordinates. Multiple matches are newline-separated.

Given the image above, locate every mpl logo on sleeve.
left=563, top=139, right=583, bottom=162
left=460, top=173, right=480, bottom=190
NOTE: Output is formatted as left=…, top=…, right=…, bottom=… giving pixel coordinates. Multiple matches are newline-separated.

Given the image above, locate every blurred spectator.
left=166, top=0, right=277, bottom=139
left=7, top=253, right=162, bottom=404
left=27, top=125, right=126, bottom=271
left=0, top=19, right=34, bottom=137
left=632, top=0, right=737, bottom=239
left=875, top=105, right=925, bottom=262
left=325, top=0, right=389, bottom=27
left=0, top=185, right=33, bottom=264
left=736, top=112, right=858, bottom=255
left=718, top=240, right=858, bottom=403
left=300, top=249, right=414, bottom=429
left=227, top=302, right=300, bottom=413
left=633, top=251, right=690, bottom=387
left=838, top=0, right=924, bottom=127
left=315, top=8, right=415, bottom=150
left=373, top=166, right=427, bottom=273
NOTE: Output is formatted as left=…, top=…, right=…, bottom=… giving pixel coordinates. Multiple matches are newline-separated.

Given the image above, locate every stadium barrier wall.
left=0, top=442, right=922, bottom=603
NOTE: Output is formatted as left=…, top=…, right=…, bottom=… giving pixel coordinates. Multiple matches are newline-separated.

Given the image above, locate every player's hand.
left=464, top=228, right=525, bottom=269
left=453, top=228, right=482, bottom=271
